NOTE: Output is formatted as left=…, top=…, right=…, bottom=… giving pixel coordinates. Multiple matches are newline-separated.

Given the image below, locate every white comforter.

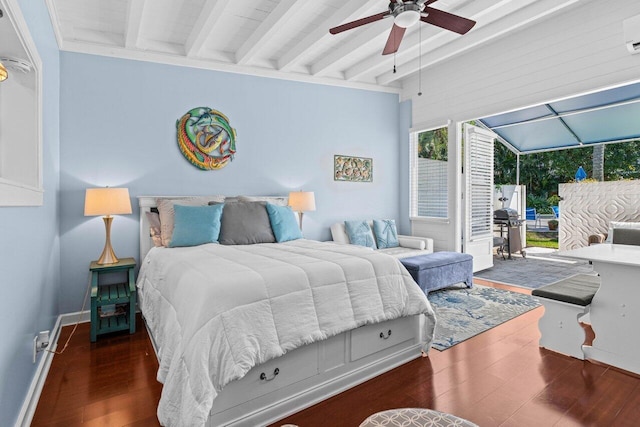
left=137, top=239, right=436, bottom=426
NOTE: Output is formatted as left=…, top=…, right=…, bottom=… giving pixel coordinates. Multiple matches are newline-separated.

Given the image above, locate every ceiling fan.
left=329, top=0, right=476, bottom=55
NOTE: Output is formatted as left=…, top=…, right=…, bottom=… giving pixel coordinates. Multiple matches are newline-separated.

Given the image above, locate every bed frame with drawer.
left=138, top=196, right=428, bottom=427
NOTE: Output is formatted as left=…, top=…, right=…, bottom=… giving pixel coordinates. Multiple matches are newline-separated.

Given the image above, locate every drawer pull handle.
left=379, top=330, right=392, bottom=340
left=260, top=368, right=280, bottom=381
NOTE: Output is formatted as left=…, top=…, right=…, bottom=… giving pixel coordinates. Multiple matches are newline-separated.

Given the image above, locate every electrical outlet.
left=33, top=330, right=50, bottom=364
left=37, top=330, right=50, bottom=348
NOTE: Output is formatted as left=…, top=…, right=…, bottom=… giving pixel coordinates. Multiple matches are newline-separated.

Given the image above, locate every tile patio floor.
left=473, top=246, right=595, bottom=290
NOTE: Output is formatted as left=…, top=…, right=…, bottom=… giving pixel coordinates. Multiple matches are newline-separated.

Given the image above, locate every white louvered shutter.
left=465, top=124, right=494, bottom=240
left=462, top=123, right=496, bottom=272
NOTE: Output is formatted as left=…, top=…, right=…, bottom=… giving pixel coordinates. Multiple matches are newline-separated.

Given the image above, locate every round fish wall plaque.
left=176, top=107, right=237, bottom=170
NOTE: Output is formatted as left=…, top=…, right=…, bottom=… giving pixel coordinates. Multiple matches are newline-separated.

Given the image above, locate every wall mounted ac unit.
left=623, top=15, right=640, bottom=54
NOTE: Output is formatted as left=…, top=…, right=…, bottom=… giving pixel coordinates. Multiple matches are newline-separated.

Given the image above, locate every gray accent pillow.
left=218, top=201, right=276, bottom=245
left=612, top=227, right=640, bottom=246
left=606, top=221, right=640, bottom=243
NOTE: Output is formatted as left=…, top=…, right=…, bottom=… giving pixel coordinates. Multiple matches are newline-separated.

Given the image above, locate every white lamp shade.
left=288, top=191, right=316, bottom=212
left=84, top=188, right=132, bottom=216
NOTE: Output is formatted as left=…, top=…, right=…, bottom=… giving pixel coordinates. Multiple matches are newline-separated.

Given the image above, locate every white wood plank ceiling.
left=44, top=0, right=580, bottom=93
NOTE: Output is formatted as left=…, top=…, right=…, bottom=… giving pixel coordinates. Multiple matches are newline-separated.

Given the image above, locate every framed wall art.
left=334, top=155, right=372, bottom=182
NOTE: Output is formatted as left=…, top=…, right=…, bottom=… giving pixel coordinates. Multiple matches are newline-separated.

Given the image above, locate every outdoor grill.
left=493, top=208, right=526, bottom=259
left=493, top=208, right=521, bottom=225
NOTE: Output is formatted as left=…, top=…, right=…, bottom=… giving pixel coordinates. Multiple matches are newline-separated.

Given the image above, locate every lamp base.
left=97, top=216, right=119, bottom=265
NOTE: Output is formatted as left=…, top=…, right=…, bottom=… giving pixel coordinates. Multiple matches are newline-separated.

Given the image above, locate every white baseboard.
left=14, top=310, right=90, bottom=427
left=60, top=309, right=90, bottom=326
left=14, top=317, right=61, bottom=427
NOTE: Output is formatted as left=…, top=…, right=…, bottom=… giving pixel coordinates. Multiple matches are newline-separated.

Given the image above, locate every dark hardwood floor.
left=33, top=281, right=640, bottom=426
left=32, top=313, right=162, bottom=427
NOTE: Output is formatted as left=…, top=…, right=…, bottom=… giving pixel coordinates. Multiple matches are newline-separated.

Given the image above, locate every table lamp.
left=288, top=191, right=316, bottom=230
left=84, top=187, right=132, bottom=264
left=0, top=61, right=7, bottom=82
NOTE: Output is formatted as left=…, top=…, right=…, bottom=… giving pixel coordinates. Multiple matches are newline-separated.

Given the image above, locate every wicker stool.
left=359, top=408, right=478, bottom=427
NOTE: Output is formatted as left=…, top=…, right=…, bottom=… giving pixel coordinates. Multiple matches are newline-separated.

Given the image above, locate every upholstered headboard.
left=137, top=195, right=289, bottom=262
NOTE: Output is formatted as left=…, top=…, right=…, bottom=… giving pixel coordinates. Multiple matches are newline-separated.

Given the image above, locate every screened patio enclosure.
left=478, top=81, right=640, bottom=156
left=477, top=80, right=640, bottom=251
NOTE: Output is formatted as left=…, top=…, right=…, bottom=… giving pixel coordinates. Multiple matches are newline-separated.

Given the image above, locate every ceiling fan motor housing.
left=392, top=3, right=422, bottom=28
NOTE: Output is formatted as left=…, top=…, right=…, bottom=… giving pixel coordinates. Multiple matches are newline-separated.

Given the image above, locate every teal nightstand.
left=90, top=257, right=136, bottom=342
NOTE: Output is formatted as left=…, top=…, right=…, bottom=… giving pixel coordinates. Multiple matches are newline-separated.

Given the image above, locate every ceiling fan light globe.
left=394, top=10, right=420, bottom=28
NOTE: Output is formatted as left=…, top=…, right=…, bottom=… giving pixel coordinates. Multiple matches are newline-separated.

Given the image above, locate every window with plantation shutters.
left=464, top=124, right=494, bottom=240
left=410, top=126, right=448, bottom=219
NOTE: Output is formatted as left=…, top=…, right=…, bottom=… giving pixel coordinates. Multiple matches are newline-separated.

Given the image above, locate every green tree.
left=494, top=140, right=640, bottom=201
left=418, top=128, right=448, bottom=160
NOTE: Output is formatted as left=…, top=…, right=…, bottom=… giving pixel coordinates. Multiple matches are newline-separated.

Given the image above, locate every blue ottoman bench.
left=401, top=252, right=473, bottom=294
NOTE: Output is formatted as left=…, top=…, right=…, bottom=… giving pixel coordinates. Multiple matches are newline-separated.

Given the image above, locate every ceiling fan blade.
left=422, top=7, right=476, bottom=34
left=382, top=25, right=406, bottom=55
left=329, top=12, right=389, bottom=35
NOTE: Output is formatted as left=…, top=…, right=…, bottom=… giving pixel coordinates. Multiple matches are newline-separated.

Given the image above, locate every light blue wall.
left=59, top=53, right=407, bottom=312
left=0, top=4, right=412, bottom=420
left=398, top=99, right=412, bottom=235
left=0, top=1, right=60, bottom=425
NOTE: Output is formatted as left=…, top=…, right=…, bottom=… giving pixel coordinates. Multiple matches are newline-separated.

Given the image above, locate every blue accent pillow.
left=344, top=220, right=377, bottom=249
left=266, top=203, right=303, bottom=242
left=169, top=204, right=224, bottom=247
left=373, top=219, right=399, bottom=249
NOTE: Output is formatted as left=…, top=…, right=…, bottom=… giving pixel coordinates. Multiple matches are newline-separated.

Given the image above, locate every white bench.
left=531, top=274, right=600, bottom=359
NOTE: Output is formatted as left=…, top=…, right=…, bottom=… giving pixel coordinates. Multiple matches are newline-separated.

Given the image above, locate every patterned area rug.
left=427, top=284, right=541, bottom=351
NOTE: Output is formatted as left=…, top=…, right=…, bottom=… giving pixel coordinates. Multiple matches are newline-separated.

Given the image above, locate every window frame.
left=410, top=125, right=450, bottom=220
left=0, top=0, right=43, bottom=206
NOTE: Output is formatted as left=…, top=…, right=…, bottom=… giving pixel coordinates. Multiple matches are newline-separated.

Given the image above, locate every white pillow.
left=397, top=238, right=426, bottom=250
left=145, top=211, right=163, bottom=247
left=606, top=221, right=640, bottom=243
left=236, top=195, right=288, bottom=206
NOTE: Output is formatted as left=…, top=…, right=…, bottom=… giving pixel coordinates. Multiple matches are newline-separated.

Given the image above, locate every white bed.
left=137, top=196, right=437, bottom=427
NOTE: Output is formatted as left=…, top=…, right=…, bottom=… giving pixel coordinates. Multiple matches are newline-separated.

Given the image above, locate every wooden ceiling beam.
left=235, top=0, right=302, bottom=65
left=185, top=1, right=231, bottom=58
left=277, top=1, right=379, bottom=72
left=311, top=22, right=389, bottom=77
left=124, top=0, right=147, bottom=49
